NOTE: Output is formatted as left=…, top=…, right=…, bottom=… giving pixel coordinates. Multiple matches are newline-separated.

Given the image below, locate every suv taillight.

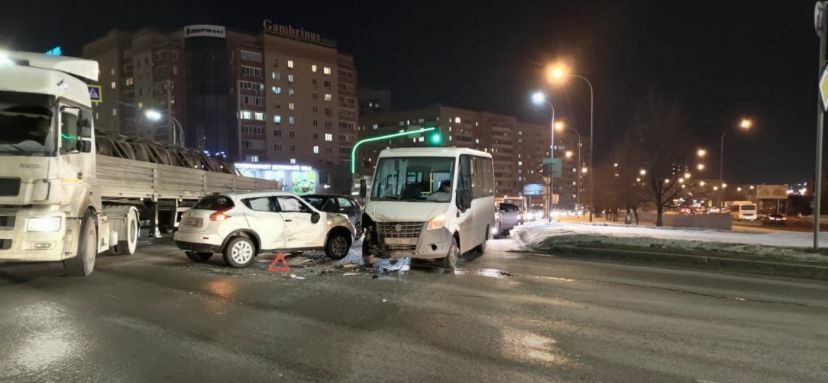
left=210, top=210, right=229, bottom=221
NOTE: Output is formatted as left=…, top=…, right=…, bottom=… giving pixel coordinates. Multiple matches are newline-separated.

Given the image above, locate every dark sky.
left=0, top=0, right=820, bottom=184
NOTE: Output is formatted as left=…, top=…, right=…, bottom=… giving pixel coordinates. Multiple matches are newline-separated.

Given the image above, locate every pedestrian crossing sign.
left=88, top=85, right=102, bottom=104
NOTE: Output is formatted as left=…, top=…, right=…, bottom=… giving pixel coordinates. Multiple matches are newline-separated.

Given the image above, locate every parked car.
left=495, top=202, right=521, bottom=237
left=302, top=194, right=364, bottom=238
left=763, top=213, right=787, bottom=225
left=174, top=192, right=355, bottom=268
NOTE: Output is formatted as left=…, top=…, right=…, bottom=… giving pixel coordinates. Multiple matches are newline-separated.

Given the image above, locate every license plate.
left=181, top=217, right=201, bottom=226
left=384, top=237, right=417, bottom=246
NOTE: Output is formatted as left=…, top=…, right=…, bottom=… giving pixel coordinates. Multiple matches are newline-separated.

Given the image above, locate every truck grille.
left=376, top=222, right=424, bottom=238
left=0, top=178, right=20, bottom=196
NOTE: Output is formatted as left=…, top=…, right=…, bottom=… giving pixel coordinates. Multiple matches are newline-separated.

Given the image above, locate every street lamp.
left=720, top=117, right=753, bottom=181
left=545, top=60, right=595, bottom=218
left=565, top=150, right=574, bottom=159
left=697, top=148, right=707, bottom=158
left=530, top=90, right=557, bottom=219
left=697, top=163, right=706, bottom=171
left=144, top=109, right=185, bottom=147
left=639, top=169, right=647, bottom=176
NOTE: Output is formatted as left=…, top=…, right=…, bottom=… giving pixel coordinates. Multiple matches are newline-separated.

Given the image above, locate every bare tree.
left=627, top=92, right=696, bottom=226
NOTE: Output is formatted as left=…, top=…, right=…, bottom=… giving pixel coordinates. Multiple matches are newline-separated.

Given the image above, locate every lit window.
left=324, top=133, right=333, bottom=141
left=288, top=74, right=294, bottom=83
left=272, top=86, right=281, bottom=94
left=272, top=72, right=280, bottom=80
left=323, top=66, right=331, bottom=75
left=289, top=116, right=295, bottom=125
left=112, top=108, right=117, bottom=116
left=324, top=93, right=332, bottom=101
left=454, top=117, right=461, bottom=124
left=240, top=110, right=252, bottom=120
left=110, top=81, right=117, bottom=89
left=287, top=60, right=294, bottom=69
left=290, top=158, right=296, bottom=164
left=289, top=102, right=295, bottom=110
left=289, top=88, right=295, bottom=96
left=125, top=77, right=134, bottom=86
left=313, top=145, right=319, bottom=154
left=311, top=64, right=317, bottom=72
left=274, top=115, right=281, bottom=124
left=254, top=112, right=265, bottom=121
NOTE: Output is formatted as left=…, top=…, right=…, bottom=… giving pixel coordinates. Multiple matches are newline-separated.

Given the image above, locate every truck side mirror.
left=359, top=179, right=367, bottom=199
left=76, top=140, right=92, bottom=153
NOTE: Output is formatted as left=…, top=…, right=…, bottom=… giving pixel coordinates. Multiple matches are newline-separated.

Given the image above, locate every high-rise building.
left=83, top=21, right=359, bottom=191
left=357, top=105, right=590, bottom=201
left=358, top=89, right=392, bottom=116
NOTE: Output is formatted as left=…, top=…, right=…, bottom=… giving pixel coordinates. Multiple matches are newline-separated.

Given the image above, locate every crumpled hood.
left=365, top=201, right=447, bottom=222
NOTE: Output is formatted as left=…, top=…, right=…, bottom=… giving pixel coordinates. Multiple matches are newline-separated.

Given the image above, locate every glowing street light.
left=554, top=120, right=566, bottom=131
left=700, top=181, right=706, bottom=186
left=565, top=150, right=574, bottom=159
left=737, top=187, right=742, bottom=192
left=722, top=183, right=728, bottom=189
left=531, top=91, right=547, bottom=106
left=697, top=148, right=707, bottom=158
left=639, top=169, right=647, bottom=176
left=581, top=167, right=588, bottom=174
left=713, top=186, right=719, bottom=191
left=545, top=62, right=571, bottom=85
left=684, top=172, right=692, bottom=179
left=144, top=109, right=163, bottom=121
left=697, top=163, right=706, bottom=171
left=739, top=118, right=753, bottom=130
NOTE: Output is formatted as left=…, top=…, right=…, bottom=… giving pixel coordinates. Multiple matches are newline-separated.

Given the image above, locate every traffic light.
left=428, top=131, right=442, bottom=145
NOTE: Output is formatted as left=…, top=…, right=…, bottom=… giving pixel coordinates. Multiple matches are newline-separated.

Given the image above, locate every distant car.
left=529, top=205, right=545, bottom=221
left=495, top=203, right=521, bottom=237
left=174, top=192, right=355, bottom=268
left=764, top=213, right=787, bottom=225
left=302, top=194, right=363, bottom=238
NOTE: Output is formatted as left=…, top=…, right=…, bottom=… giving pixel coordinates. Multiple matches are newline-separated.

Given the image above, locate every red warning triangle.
left=268, top=253, right=290, bottom=272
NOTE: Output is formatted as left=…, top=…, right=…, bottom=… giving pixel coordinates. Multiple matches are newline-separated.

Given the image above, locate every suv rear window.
left=193, top=195, right=234, bottom=211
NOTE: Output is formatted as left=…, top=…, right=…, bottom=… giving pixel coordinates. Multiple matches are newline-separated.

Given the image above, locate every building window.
left=313, top=120, right=318, bottom=126
left=290, top=146, right=295, bottom=153
left=240, top=50, right=262, bottom=62
left=324, top=93, right=332, bottom=101
left=311, top=64, right=317, bottom=72
left=274, top=144, right=282, bottom=150
left=312, top=92, right=318, bottom=100
left=274, top=115, right=281, bottom=124
left=290, top=158, right=296, bottom=164
left=172, top=65, right=178, bottom=76
left=125, top=77, right=134, bottom=86
left=313, top=106, right=318, bottom=113
left=323, top=66, right=331, bottom=75
left=289, top=116, right=295, bottom=125
left=112, top=108, right=117, bottom=116
left=325, top=133, right=333, bottom=141
left=454, top=117, right=461, bottom=124
left=288, top=102, right=295, bottom=110
left=272, top=86, right=281, bottom=94
left=272, top=72, right=280, bottom=80
left=240, top=81, right=263, bottom=91
left=241, top=65, right=263, bottom=78
left=254, top=112, right=265, bottom=121
left=313, top=133, right=319, bottom=140
left=324, top=120, right=332, bottom=128
left=246, top=155, right=259, bottom=163
left=240, top=110, right=252, bottom=120
left=287, top=60, right=294, bottom=69
left=289, top=131, right=295, bottom=138
left=312, top=79, right=317, bottom=85
left=313, top=145, right=319, bottom=154
left=274, top=130, right=281, bottom=137
left=288, top=88, right=295, bottom=96
left=110, top=81, right=117, bottom=89
left=288, top=74, right=294, bottom=83
left=323, top=80, right=331, bottom=88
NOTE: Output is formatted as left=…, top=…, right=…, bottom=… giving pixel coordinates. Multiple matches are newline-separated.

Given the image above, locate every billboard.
left=756, top=184, right=788, bottom=200
left=522, top=183, right=544, bottom=196
left=184, top=25, right=226, bottom=39
left=235, top=163, right=319, bottom=195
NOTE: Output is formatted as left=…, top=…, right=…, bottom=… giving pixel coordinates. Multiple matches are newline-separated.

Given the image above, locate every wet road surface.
left=1, top=237, right=827, bottom=382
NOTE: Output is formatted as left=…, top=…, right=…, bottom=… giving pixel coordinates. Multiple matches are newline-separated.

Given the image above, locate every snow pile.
left=514, top=222, right=828, bottom=263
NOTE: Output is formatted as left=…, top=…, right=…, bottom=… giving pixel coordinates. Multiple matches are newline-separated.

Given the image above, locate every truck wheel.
left=325, top=232, right=351, bottom=260
left=223, top=237, right=256, bottom=268
left=64, top=215, right=97, bottom=277
left=442, top=237, right=460, bottom=270
left=112, top=208, right=139, bottom=255
left=186, top=251, right=213, bottom=262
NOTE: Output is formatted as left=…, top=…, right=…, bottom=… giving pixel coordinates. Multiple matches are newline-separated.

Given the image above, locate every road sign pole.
left=815, top=2, right=827, bottom=249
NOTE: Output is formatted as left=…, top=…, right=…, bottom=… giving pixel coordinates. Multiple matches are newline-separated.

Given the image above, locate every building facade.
left=83, top=22, right=359, bottom=192
left=357, top=105, right=591, bottom=203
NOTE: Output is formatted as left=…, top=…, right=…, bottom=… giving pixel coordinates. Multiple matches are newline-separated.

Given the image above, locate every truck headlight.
left=27, top=217, right=62, bottom=232
left=426, top=214, right=446, bottom=231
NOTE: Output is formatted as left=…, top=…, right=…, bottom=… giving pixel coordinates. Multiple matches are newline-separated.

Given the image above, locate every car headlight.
left=27, top=216, right=62, bottom=232
left=426, top=214, right=446, bottom=231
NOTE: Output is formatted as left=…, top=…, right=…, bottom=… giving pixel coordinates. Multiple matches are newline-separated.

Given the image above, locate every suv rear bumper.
left=174, top=240, right=221, bottom=254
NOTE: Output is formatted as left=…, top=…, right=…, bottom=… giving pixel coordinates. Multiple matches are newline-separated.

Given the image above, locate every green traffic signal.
left=429, top=132, right=442, bottom=145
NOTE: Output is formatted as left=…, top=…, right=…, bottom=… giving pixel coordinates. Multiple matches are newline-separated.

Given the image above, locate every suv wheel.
left=325, top=232, right=351, bottom=260
left=223, top=236, right=256, bottom=268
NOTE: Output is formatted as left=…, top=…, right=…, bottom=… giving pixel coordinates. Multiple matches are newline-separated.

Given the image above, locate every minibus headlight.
left=426, top=214, right=446, bottom=231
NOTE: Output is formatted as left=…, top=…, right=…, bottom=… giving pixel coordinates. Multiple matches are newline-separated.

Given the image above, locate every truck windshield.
left=0, top=92, right=55, bottom=156
left=371, top=157, right=454, bottom=202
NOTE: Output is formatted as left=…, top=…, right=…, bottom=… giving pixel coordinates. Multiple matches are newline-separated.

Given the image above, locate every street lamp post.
left=546, top=63, right=595, bottom=220
left=719, top=118, right=752, bottom=206
left=144, top=109, right=185, bottom=147
left=556, top=121, right=582, bottom=210
left=532, top=91, right=557, bottom=221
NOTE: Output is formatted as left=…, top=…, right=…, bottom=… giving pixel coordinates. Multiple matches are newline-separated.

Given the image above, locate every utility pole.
left=814, top=1, right=827, bottom=249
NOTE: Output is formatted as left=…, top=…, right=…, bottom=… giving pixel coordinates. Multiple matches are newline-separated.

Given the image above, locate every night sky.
left=0, top=0, right=819, bottom=184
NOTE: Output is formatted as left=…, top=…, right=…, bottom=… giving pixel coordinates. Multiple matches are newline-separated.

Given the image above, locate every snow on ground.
left=513, top=221, right=828, bottom=263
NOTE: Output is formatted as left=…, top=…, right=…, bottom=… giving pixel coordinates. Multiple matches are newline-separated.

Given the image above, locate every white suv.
left=174, top=191, right=355, bottom=268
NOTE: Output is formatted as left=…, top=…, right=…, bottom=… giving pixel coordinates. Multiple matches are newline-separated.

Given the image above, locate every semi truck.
left=0, top=50, right=281, bottom=276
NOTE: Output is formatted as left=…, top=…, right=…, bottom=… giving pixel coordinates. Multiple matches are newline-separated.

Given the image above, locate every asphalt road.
left=1, top=237, right=827, bottom=382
